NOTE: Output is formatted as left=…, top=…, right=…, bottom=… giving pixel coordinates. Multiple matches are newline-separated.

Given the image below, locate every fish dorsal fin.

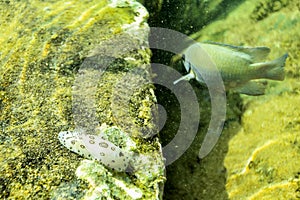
left=203, top=41, right=270, bottom=62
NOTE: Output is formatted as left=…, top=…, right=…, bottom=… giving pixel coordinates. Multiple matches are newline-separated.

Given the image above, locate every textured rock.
left=0, top=0, right=165, bottom=199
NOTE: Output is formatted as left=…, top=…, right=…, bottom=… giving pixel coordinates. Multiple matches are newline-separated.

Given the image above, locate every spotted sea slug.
left=58, top=126, right=135, bottom=172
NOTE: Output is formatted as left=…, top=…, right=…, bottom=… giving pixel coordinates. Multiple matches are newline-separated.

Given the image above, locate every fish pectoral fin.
left=233, top=80, right=267, bottom=96
left=173, top=71, right=195, bottom=85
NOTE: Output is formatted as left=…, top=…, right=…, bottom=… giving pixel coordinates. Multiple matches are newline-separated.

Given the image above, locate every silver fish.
left=174, top=42, right=288, bottom=95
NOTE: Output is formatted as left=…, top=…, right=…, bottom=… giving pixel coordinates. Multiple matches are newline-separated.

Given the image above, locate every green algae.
left=0, top=0, right=164, bottom=199
left=76, top=160, right=143, bottom=200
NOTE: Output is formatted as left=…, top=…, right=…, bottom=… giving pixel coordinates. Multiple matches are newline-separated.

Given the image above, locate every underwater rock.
left=76, top=160, right=143, bottom=200
left=0, top=0, right=165, bottom=199
left=250, top=0, right=289, bottom=21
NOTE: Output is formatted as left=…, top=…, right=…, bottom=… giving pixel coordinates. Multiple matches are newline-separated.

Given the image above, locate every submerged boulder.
left=0, top=0, right=165, bottom=199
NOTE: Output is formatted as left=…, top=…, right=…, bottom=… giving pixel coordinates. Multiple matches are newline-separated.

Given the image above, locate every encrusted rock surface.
left=0, top=0, right=165, bottom=199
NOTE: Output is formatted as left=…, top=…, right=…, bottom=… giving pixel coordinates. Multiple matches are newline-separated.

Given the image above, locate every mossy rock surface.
left=0, top=0, right=165, bottom=199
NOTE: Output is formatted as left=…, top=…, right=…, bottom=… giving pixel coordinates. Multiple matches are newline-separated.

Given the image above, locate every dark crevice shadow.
left=156, top=81, right=243, bottom=200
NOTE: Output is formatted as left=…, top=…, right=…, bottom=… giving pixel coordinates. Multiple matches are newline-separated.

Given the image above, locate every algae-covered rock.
left=162, top=0, right=300, bottom=199
left=0, top=0, right=165, bottom=199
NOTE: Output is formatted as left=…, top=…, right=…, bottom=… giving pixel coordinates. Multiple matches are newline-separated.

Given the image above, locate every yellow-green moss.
left=0, top=0, right=164, bottom=199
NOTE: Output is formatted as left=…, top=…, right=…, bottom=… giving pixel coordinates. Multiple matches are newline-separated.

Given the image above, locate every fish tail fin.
left=264, top=53, right=288, bottom=80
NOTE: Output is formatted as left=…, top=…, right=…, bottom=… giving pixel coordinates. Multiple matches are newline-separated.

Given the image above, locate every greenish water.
left=152, top=0, right=300, bottom=199
left=1, top=0, right=299, bottom=199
